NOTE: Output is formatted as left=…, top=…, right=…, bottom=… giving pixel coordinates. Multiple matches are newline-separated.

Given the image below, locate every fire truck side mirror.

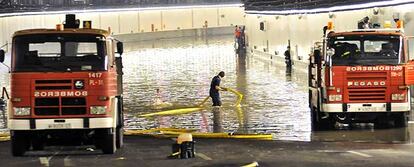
left=116, top=42, right=124, bottom=55
left=0, top=49, right=5, bottom=63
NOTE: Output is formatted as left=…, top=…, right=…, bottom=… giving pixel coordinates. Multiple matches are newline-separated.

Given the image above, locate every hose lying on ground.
left=124, top=128, right=273, bottom=140
left=139, top=88, right=244, bottom=117
left=139, top=107, right=205, bottom=117
left=0, top=132, right=9, bottom=142
left=0, top=128, right=273, bottom=142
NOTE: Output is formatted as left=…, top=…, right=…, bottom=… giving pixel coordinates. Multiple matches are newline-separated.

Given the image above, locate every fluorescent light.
left=246, top=0, right=414, bottom=15
left=0, top=3, right=243, bottom=17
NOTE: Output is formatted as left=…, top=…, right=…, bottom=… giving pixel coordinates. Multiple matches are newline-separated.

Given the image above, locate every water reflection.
left=312, top=125, right=413, bottom=144
left=121, top=35, right=311, bottom=141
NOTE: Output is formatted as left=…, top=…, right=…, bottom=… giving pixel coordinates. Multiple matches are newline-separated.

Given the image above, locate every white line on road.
left=39, top=151, right=59, bottom=167
left=347, top=151, right=373, bottom=158
left=64, top=156, right=73, bottom=167
left=196, top=152, right=213, bottom=160
left=39, top=157, right=50, bottom=167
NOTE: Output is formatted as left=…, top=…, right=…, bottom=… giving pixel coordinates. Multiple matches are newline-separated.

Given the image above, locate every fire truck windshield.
left=12, top=34, right=106, bottom=72
left=329, top=35, right=401, bottom=66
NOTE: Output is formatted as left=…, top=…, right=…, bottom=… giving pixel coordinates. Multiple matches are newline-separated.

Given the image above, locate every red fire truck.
left=309, top=23, right=414, bottom=130
left=0, top=14, right=124, bottom=156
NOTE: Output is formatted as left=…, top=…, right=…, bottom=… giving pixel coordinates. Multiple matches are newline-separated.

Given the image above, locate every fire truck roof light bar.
left=0, top=4, right=243, bottom=18
left=245, top=0, right=414, bottom=15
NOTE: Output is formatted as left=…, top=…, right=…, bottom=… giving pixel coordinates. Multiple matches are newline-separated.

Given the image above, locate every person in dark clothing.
left=209, top=71, right=227, bottom=106
left=284, top=46, right=292, bottom=67
left=358, top=16, right=372, bottom=29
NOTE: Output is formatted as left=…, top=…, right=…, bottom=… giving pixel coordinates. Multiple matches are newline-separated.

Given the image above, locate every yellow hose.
left=0, top=133, right=9, bottom=137
left=124, top=128, right=197, bottom=135
left=139, top=88, right=244, bottom=118
left=150, top=130, right=273, bottom=140
left=0, top=133, right=10, bottom=142
left=139, top=107, right=204, bottom=117
left=226, top=88, right=243, bottom=107
left=0, top=129, right=273, bottom=142
left=197, top=96, right=210, bottom=107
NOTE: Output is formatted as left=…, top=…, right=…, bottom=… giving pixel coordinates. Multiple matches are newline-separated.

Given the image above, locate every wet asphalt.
left=1, top=135, right=414, bottom=167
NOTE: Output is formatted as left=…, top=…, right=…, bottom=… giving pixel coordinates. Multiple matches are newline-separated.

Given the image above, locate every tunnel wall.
left=245, top=4, right=414, bottom=70
left=0, top=5, right=244, bottom=51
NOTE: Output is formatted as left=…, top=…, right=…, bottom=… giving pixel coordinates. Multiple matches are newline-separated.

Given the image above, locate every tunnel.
left=0, top=0, right=414, bottom=166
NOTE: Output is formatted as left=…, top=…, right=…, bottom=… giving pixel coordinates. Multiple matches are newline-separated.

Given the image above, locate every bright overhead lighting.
left=0, top=3, right=243, bottom=17
left=246, top=0, right=414, bottom=15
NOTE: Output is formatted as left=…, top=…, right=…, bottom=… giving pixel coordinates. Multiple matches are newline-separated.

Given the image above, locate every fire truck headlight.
left=13, top=107, right=30, bottom=116
left=90, top=106, right=107, bottom=115
left=329, top=95, right=342, bottom=102
left=392, top=94, right=405, bottom=101
left=335, top=95, right=342, bottom=101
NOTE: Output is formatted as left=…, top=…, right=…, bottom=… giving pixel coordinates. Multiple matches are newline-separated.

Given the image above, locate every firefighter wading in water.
left=210, top=71, right=227, bottom=107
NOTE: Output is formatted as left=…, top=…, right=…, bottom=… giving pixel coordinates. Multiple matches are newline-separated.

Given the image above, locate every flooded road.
left=119, top=35, right=311, bottom=140
left=1, top=35, right=413, bottom=143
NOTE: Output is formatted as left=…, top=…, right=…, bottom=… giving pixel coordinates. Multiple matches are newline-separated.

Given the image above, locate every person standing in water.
left=210, top=71, right=227, bottom=132
left=210, top=71, right=227, bottom=106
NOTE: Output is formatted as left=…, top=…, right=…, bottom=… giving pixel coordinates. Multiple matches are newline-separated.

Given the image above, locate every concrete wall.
left=0, top=5, right=244, bottom=51
left=245, top=3, right=414, bottom=68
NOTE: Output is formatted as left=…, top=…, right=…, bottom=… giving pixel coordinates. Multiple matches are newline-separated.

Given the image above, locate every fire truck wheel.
left=375, top=116, right=392, bottom=129
left=311, top=108, right=335, bottom=131
left=394, top=113, right=408, bottom=128
left=11, top=130, right=29, bottom=156
left=101, top=129, right=117, bottom=154
left=116, top=127, right=124, bottom=149
left=116, top=97, right=124, bottom=149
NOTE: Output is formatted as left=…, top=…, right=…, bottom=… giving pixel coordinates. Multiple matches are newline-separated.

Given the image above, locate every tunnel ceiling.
left=0, top=0, right=241, bottom=14
left=243, top=0, right=393, bottom=11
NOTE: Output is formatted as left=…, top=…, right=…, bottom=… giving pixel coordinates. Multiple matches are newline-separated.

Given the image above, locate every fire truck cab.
left=309, top=23, right=414, bottom=130
left=0, top=15, right=124, bottom=156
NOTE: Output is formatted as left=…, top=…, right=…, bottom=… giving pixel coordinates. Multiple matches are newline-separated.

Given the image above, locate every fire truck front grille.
left=346, top=72, right=387, bottom=102
left=35, top=108, right=59, bottom=116
left=62, top=98, right=86, bottom=105
left=34, top=97, right=87, bottom=116
left=35, top=80, right=72, bottom=90
left=62, top=107, right=87, bottom=115
left=35, top=98, right=59, bottom=106
left=347, top=87, right=386, bottom=102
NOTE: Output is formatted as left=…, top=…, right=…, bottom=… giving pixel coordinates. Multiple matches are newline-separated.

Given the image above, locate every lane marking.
left=39, top=151, right=59, bottom=167
left=196, top=152, right=212, bottom=160
left=64, top=156, right=73, bottom=167
left=347, top=151, right=372, bottom=158
left=241, top=161, right=259, bottom=167
left=39, top=157, right=50, bottom=167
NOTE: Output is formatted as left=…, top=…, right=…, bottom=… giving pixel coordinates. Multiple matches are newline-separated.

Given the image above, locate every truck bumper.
left=8, top=118, right=114, bottom=130
left=322, top=102, right=410, bottom=113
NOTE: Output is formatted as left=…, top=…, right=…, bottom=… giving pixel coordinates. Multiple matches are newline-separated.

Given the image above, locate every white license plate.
left=48, top=123, right=71, bottom=129
left=358, top=107, right=376, bottom=112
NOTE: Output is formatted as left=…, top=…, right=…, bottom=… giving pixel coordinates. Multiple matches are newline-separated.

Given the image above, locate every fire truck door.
left=405, top=37, right=414, bottom=85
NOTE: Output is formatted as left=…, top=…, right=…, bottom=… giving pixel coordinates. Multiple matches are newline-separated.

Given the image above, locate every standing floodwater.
left=121, top=35, right=311, bottom=141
